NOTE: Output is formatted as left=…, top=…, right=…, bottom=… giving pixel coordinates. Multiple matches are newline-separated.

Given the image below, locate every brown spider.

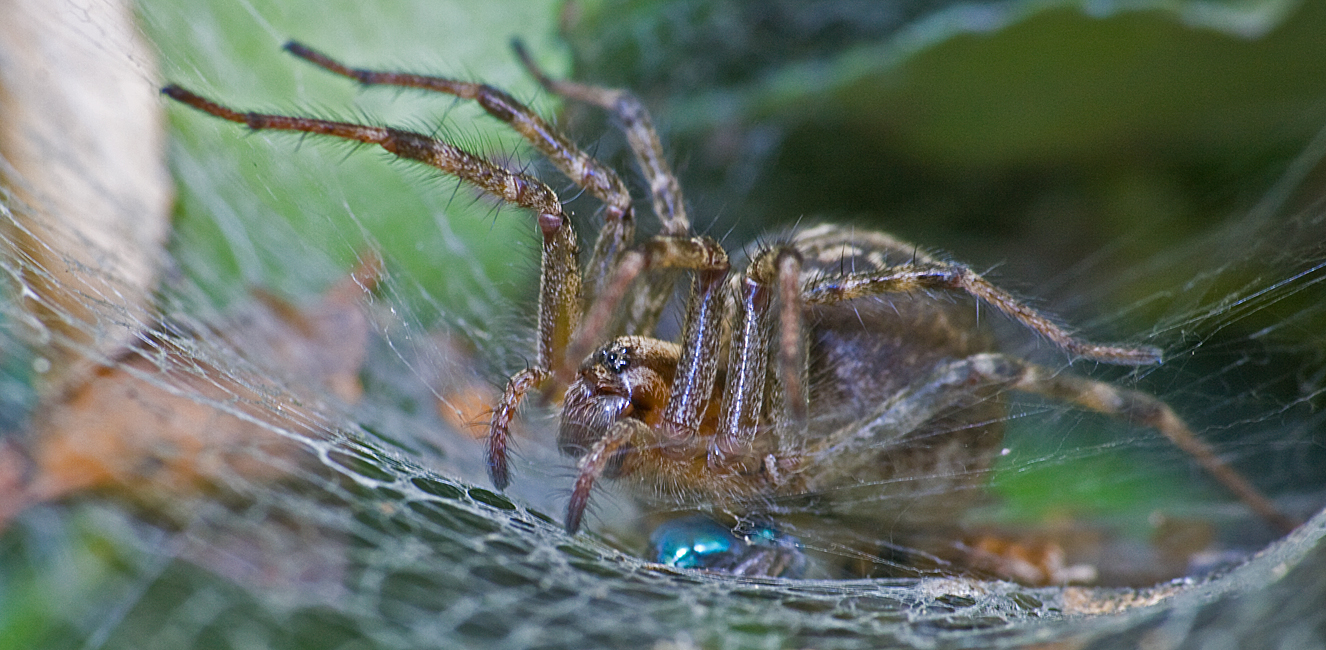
left=163, top=41, right=1295, bottom=573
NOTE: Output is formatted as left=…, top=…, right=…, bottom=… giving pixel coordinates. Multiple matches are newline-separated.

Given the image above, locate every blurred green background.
left=147, top=0, right=570, bottom=312
left=560, top=0, right=1326, bottom=317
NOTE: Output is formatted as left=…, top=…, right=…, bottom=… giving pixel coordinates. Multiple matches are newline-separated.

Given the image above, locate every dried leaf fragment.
left=0, top=261, right=381, bottom=527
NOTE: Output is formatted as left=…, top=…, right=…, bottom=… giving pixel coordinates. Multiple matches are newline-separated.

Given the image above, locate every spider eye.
left=598, top=346, right=631, bottom=373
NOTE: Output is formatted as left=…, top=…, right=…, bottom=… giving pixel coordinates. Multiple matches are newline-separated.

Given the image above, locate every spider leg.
left=817, top=355, right=1011, bottom=460
left=487, top=367, right=549, bottom=490
left=514, top=41, right=689, bottom=334
left=803, top=263, right=1163, bottom=365
left=564, top=233, right=731, bottom=442
left=713, top=266, right=774, bottom=458
left=160, top=85, right=583, bottom=490
left=708, top=247, right=809, bottom=464
left=283, top=41, right=630, bottom=218
left=559, top=235, right=730, bottom=384
left=284, top=41, right=635, bottom=305
left=663, top=261, right=729, bottom=440
left=1010, top=360, right=1297, bottom=534
left=162, top=85, right=569, bottom=220
left=485, top=203, right=582, bottom=488
left=511, top=40, right=689, bottom=237
left=566, top=418, right=651, bottom=533
left=774, top=249, right=808, bottom=431
left=818, top=353, right=1296, bottom=534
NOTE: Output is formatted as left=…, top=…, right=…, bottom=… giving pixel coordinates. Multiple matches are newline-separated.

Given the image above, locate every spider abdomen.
left=770, top=226, right=1008, bottom=528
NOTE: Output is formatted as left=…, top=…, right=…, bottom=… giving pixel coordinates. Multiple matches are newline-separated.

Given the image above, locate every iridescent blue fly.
left=651, top=516, right=806, bottom=578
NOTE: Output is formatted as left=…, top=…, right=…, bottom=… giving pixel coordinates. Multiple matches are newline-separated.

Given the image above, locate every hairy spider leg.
left=812, top=353, right=1296, bottom=534
left=283, top=41, right=636, bottom=308
left=1015, top=362, right=1298, bottom=534
left=566, top=418, right=651, bottom=533
left=561, top=235, right=730, bottom=383
left=511, top=40, right=690, bottom=237
left=713, top=267, right=774, bottom=458
left=487, top=367, right=550, bottom=491
left=701, top=249, right=809, bottom=469
left=159, top=84, right=583, bottom=490
left=698, top=245, right=815, bottom=469
left=514, top=41, right=694, bottom=340
left=773, top=249, right=809, bottom=431
left=802, top=263, right=1164, bottom=365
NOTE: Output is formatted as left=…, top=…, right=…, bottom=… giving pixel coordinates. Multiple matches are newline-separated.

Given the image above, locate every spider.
left=163, top=41, right=1295, bottom=578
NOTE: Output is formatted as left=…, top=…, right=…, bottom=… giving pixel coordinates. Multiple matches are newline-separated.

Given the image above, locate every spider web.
left=2, top=1, right=1326, bottom=649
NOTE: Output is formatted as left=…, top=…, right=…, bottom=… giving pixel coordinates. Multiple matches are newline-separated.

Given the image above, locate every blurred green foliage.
left=562, top=0, right=1326, bottom=310
left=143, top=0, right=570, bottom=313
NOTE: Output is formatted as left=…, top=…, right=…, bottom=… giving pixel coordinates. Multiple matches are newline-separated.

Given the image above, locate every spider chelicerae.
left=164, top=40, right=1294, bottom=579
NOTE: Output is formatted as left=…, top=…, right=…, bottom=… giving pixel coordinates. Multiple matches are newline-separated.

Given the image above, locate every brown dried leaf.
left=0, top=0, right=172, bottom=395
left=1, top=260, right=381, bottom=526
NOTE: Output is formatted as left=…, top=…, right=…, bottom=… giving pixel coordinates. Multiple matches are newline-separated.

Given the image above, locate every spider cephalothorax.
left=164, top=40, right=1296, bottom=577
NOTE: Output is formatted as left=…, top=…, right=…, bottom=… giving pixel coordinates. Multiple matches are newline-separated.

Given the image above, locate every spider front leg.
left=515, top=42, right=691, bottom=335
left=488, top=206, right=583, bottom=489
left=283, top=41, right=635, bottom=307
left=159, top=84, right=586, bottom=492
